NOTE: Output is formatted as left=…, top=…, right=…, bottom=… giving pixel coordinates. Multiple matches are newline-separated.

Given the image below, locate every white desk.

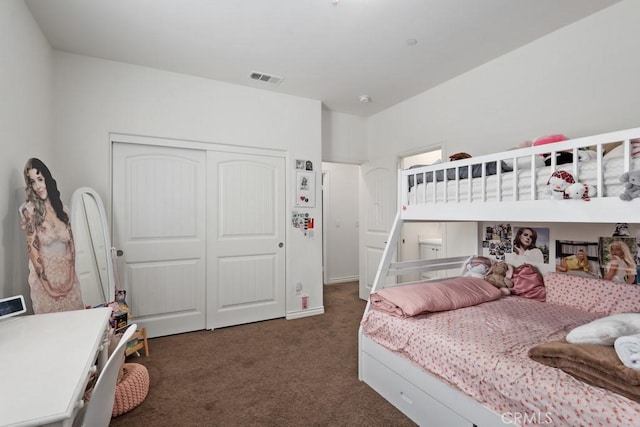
left=0, top=307, right=111, bottom=427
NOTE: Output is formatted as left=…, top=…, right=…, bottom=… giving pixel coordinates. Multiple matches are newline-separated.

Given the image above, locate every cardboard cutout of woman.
left=512, top=227, right=545, bottom=264
left=604, top=240, right=637, bottom=284
left=19, top=158, right=84, bottom=313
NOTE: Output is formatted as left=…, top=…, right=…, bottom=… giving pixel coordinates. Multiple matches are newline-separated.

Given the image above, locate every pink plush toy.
left=532, top=134, right=572, bottom=165
left=532, top=134, right=568, bottom=147
left=547, top=170, right=575, bottom=199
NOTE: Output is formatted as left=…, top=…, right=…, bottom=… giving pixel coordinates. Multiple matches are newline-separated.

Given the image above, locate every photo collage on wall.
left=482, top=224, right=550, bottom=265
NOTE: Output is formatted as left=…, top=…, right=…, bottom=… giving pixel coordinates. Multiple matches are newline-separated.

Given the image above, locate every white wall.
left=322, top=109, right=367, bottom=164
left=0, top=0, right=53, bottom=305
left=366, top=0, right=640, bottom=256
left=322, top=162, right=359, bottom=284
left=49, top=53, right=324, bottom=316
left=369, top=1, right=640, bottom=160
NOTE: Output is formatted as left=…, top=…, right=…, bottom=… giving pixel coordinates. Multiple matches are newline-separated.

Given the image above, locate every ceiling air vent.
left=249, top=71, right=284, bottom=86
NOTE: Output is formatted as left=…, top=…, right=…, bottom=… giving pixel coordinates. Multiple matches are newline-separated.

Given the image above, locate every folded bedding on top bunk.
left=369, top=277, right=503, bottom=318
left=408, top=161, right=512, bottom=189
left=361, top=294, right=640, bottom=426
left=408, top=154, right=640, bottom=204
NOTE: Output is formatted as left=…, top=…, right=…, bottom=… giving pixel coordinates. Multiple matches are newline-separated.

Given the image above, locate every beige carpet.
left=110, top=282, right=416, bottom=426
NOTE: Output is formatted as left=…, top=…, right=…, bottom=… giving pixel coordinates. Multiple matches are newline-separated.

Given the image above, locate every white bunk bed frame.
left=358, top=127, right=640, bottom=427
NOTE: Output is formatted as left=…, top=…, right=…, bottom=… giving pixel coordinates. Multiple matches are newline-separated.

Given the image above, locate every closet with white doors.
left=111, top=134, right=286, bottom=338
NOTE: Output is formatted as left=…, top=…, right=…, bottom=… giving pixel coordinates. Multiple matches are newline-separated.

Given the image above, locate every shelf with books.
left=125, top=328, right=149, bottom=357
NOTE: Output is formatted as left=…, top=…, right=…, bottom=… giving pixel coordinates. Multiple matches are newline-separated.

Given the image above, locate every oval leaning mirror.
left=70, top=187, right=116, bottom=307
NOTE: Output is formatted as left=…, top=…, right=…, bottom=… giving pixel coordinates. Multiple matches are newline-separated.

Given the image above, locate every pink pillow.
left=532, top=134, right=568, bottom=147
left=511, top=263, right=546, bottom=302
left=370, top=277, right=503, bottom=318
left=545, top=272, right=640, bottom=314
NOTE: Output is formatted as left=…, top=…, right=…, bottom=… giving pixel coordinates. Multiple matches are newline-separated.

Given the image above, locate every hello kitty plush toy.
left=547, top=170, right=575, bottom=199
left=462, top=256, right=492, bottom=279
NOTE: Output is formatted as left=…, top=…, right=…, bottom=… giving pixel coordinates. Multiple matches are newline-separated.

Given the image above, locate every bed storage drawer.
left=361, top=352, right=474, bottom=427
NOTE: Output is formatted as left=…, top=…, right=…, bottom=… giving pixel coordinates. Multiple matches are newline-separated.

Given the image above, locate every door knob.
left=278, top=242, right=284, bottom=248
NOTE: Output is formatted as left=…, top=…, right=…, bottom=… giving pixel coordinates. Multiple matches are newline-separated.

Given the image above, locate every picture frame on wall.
left=598, top=236, right=638, bottom=284
left=295, top=170, right=315, bottom=207
left=555, top=240, right=600, bottom=278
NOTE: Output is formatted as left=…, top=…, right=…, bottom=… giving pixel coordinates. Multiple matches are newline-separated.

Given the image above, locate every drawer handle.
left=400, top=391, right=413, bottom=405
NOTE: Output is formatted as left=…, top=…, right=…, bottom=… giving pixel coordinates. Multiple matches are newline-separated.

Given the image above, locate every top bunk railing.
left=399, top=127, right=640, bottom=222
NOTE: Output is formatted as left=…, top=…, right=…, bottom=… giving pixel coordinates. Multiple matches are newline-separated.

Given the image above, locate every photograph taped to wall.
left=599, top=237, right=638, bottom=284
left=295, top=171, right=315, bottom=207
left=483, top=223, right=549, bottom=265
left=555, top=240, right=600, bottom=278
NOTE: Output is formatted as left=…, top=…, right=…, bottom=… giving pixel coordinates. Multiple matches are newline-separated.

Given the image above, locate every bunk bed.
left=358, top=127, right=640, bottom=426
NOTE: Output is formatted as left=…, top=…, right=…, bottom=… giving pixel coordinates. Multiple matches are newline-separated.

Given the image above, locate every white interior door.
left=359, top=158, right=397, bottom=300
left=112, top=143, right=206, bottom=338
left=207, top=151, right=286, bottom=329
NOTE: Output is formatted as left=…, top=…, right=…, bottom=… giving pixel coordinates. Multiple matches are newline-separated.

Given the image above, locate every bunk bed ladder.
left=358, top=211, right=402, bottom=381
left=368, top=212, right=403, bottom=299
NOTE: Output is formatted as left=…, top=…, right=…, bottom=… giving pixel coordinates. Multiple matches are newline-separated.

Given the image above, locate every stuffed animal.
left=613, top=223, right=631, bottom=237
left=619, top=169, right=640, bottom=201
left=449, top=152, right=472, bottom=161
left=485, top=261, right=514, bottom=290
left=547, top=170, right=575, bottom=199
left=532, top=134, right=568, bottom=147
left=462, top=256, right=492, bottom=279
left=532, top=134, right=574, bottom=166
left=565, top=182, right=596, bottom=201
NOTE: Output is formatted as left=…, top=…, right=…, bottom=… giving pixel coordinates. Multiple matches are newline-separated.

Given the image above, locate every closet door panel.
left=112, top=143, right=206, bottom=338
left=207, top=151, right=286, bottom=329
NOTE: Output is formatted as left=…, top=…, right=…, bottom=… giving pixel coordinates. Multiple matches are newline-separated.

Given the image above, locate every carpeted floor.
left=110, top=282, right=416, bottom=426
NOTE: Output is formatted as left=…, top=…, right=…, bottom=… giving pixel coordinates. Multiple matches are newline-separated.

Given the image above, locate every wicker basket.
left=112, top=363, right=150, bottom=417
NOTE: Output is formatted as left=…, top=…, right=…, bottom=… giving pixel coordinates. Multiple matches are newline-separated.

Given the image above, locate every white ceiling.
left=25, top=0, right=620, bottom=117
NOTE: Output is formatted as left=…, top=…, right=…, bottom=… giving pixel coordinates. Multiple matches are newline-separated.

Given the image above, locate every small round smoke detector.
left=359, top=95, right=371, bottom=103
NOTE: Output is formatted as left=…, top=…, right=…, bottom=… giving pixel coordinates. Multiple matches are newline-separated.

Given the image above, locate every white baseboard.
left=324, top=275, right=358, bottom=285
left=286, top=306, right=324, bottom=320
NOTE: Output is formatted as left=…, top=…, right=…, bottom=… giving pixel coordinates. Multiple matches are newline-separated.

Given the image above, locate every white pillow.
left=566, top=313, right=640, bottom=345
left=605, top=143, right=624, bottom=158
left=604, top=141, right=640, bottom=159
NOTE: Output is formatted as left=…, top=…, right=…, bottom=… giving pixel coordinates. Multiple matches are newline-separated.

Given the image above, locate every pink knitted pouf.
left=112, top=363, right=150, bottom=417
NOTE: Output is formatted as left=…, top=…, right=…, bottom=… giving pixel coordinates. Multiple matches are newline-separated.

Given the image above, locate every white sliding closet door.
left=207, top=151, right=286, bottom=329
left=112, top=143, right=206, bottom=337
left=359, top=158, right=397, bottom=300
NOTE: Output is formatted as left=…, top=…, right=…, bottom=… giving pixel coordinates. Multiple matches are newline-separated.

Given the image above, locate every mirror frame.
left=70, top=187, right=116, bottom=306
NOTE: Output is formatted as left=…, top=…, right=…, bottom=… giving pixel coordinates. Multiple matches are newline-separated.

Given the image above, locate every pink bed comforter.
left=362, top=296, right=640, bottom=426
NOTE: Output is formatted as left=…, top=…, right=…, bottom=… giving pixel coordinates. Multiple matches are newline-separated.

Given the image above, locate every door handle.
left=278, top=242, right=284, bottom=248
